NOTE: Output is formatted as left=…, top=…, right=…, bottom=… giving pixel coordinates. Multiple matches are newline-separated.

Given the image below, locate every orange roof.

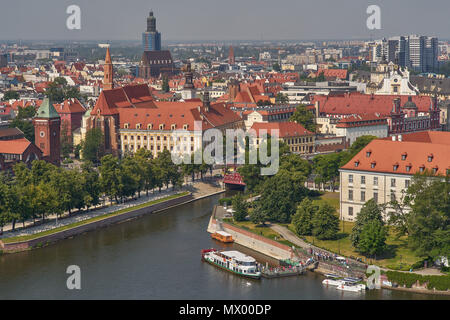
left=340, top=131, right=450, bottom=176
left=336, top=114, right=387, bottom=128
left=0, top=138, right=32, bottom=155
left=250, top=122, right=313, bottom=138
left=54, top=98, right=86, bottom=114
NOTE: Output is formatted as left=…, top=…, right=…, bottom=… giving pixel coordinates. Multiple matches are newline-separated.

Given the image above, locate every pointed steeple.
left=103, top=46, right=114, bottom=91
left=105, top=47, right=112, bottom=64
left=35, top=97, right=60, bottom=119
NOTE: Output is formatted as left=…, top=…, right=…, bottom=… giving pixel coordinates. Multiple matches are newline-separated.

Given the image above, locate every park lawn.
left=1, top=192, right=190, bottom=244
left=311, top=192, right=340, bottom=211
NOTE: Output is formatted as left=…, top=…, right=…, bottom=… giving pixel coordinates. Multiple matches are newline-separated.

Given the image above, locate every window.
left=361, top=176, right=365, bottom=185
left=391, top=192, right=396, bottom=201
left=406, top=165, right=411, bottom=172
left=349, top=174, right=353, bottom=183
left=348, top=190, right=353, bottom=201
left=405, top=180, right=410, bottom=188
left=348, top=207, right=353, bottom=216
left=373, top=177, right=378, bottom=186
left=361, top=191, right=365, bottom=202
left=373, top=192, right=378, bottom=203
left=391, top=178, right=396, bottom=187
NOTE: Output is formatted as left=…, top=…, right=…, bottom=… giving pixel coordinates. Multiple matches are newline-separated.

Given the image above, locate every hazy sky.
left=1, top=0, right=449, bottom=41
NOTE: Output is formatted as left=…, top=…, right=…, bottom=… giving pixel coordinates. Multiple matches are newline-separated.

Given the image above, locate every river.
left=0, top=193, right=445, bottom=299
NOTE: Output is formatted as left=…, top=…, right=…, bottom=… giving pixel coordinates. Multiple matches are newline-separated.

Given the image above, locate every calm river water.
left=0, top=193, right=445, bottom=299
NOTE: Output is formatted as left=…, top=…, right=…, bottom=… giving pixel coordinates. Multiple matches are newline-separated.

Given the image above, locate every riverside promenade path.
left=0, top=178, right=224, bottom=240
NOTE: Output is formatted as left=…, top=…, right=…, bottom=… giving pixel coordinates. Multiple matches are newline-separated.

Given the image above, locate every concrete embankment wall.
left=0, top=193, right=194, bottom=253
left=207, top=216, right=293, bottom=261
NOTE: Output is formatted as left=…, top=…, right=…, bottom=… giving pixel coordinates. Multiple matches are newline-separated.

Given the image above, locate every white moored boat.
left=201, top=249, right=261, bottom=279
left=322, top=274, right=345, bottom=286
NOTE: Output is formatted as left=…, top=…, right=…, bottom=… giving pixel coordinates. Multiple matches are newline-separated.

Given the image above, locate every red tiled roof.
left=312, top=93, right=433, bottom=116
left=250, top=121, right=313, bottom=138
left=0, top=138, right=32, bottom=155
left=54, top=98, right=86, bottom=114
left=336, top=114, right=387, bottom=128
left=341, top=131, right=450, bottom=176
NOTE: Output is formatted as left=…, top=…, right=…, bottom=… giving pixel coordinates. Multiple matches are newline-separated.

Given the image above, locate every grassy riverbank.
left=1, top=192, right=190, bottom=244
left=288, top=192, right=422, bottom=270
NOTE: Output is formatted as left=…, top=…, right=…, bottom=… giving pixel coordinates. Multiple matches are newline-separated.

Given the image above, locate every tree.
left=232, top=193, right=248, bottom=222
left=250, top=206, right=267, bottom=226
left=272, top=63, right=281, bottom=72
left=162, top=76, right=170, bottom=93
left=81, top=128, right=104, bottom=163
left=351, top=198, right=384, bottom=247
left=357, top=220, right=387, bottom=257
left=99, top=154, right=121, bottom=203
left=2, top=90, right=20, bottom=101
left=289, top=104, right=316, bottom=132
left=9, top=118, right=34, bottom=142
left=45, top=77, right=82, bottom=103
left=275, top=93, right=288, bottom=104
left=292, top=198, right=317, bottom=236
left=257, top=171, right=308, bottom=223
left=312, top=202, right=339, bottom=240
left=80, top=161, right=101, bottom=209
left=392, top=174, right=450, bottom=258
left=312, top=152, right=342, bottom=190
left=60, top=120, right=72, bottom=158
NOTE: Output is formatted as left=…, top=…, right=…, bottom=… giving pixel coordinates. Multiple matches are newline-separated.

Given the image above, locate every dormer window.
left=432, top=166, right=438, bottom=174
left=159, top=124, right=165, bottom=130
left=419, top=165, right=425, bottom=173
left=401, top=152, right=407, bottom=160
left=370, top=161, right=376, bottom=169
left=136, top=123, right=142, bottom=129
left=354, top=160, right=360, bottom=167
left=406, top=165, right=412, bottom=172
left=147, top=124, right=153, bottom=130
left=366, top=150, right=372, bottom=157
left=427, top=154, right=433, bottom=162
left=183, top=124, right=188, bottom=130
left=393, top=164, right=399, bottom=172
left=171, top=124, right=176, bottom=130
left=124, top=123, right=129, bottom=129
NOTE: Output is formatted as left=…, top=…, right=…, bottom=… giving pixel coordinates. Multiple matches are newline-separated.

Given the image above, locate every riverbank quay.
left=0, top=180, right=225, bottom=254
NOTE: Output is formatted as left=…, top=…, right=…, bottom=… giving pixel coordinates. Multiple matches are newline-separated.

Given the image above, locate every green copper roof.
left=36, top=97, right=60, bottom=119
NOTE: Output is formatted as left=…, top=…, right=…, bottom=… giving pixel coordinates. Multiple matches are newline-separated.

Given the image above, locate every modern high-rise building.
left=142, top=11, right=161, bottom=52
left=375, top=35, right=438, bottom=73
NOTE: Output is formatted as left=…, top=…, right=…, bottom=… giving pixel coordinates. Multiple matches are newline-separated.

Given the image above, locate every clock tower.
left=33, top=97, right=61, bottom=166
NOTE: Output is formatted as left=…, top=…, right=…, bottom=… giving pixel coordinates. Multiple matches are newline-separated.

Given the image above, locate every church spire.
left=103, top=47, right=114, bottom=91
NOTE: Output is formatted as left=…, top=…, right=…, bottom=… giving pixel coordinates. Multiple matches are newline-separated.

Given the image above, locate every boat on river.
left=322, top=273, right=345, bottom=286
left=336, top=278, right=366, bottom=292
left=211, top=231, right=234, bottom=243
left=201, top=249, right=261, bottom=279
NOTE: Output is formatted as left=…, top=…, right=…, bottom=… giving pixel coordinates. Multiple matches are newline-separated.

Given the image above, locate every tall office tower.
left=424, top=36, right=438, bottom=73
left=142, top=10, right=161, bottom=51
left=387, top=36, right=407, bottom=67
left=407, top=35, right=425, bottom=72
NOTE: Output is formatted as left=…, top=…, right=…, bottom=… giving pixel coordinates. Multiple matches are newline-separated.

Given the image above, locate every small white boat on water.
left=322, top=274, right=344, bottom=286
left=336, top=278, right=366, bottom=292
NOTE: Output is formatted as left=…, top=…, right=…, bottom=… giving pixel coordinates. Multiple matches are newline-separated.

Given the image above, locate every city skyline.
left=1, top=0, right=450, bottom=41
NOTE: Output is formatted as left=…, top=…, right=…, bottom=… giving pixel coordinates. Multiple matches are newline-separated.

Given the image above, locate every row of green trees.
left=0, top=148, right=204, bottom=232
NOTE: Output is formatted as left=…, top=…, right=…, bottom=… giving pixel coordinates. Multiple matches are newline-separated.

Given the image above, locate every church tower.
left=103, top=47, right=114, bottom=91
left=33, top=97, right=61, bottom=166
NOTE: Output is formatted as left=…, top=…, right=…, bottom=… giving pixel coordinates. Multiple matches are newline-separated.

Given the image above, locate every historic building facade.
left=339, top=131, right=450, bottom=221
